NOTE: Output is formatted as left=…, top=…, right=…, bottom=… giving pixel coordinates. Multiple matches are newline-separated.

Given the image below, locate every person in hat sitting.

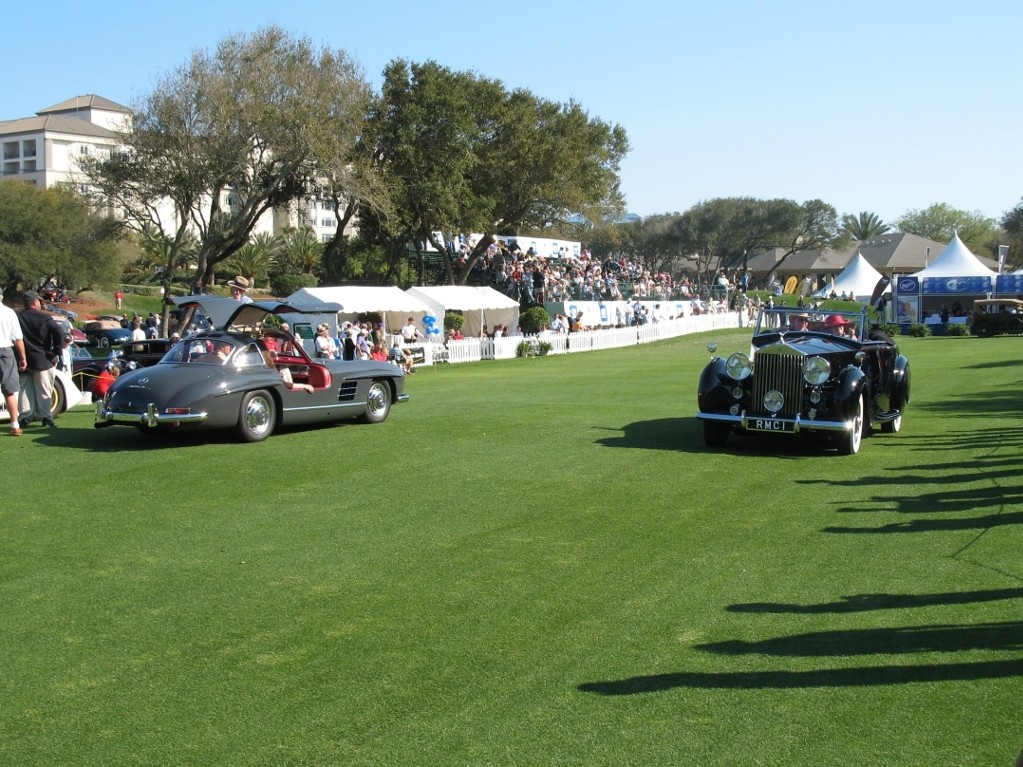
left=824, top=314, right=855, bottom=338
left=788, top=312, right=811, bottom=331
left=228, top=275, right=253, bottom=303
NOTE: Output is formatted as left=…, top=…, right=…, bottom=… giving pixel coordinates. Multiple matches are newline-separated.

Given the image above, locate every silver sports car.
left=95, top=297, right=408, bottom=442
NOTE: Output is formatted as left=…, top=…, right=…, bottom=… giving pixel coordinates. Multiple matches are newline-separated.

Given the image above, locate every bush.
left=909, top=323, right=932, bottom=337
left=945, top=322, right=970, bottom=336
left=519, top=306, right=551, bottom=335
left=270, top=272, right=316, bottom=298
left=515, top=339, right=552, bottom=358
left=444, top=312, right=465, bottom=332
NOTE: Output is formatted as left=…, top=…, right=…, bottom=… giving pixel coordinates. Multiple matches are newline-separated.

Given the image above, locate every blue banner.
left=921, top=276, right=992, bottom=294
left=895, top=275, right=919, bottom=294
left=995, top=274, right=1023, bottom=294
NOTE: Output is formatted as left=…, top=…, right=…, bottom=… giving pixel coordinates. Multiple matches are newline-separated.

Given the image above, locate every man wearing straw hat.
left=228, top=275, right=253, bottom=303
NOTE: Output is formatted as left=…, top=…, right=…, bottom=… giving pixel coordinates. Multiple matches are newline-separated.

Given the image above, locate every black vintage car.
left=696, top=307, right=910, bottom=455
left=95, top=297, right=408, bottom=442
left=967, top=298, right=1023, bottom=337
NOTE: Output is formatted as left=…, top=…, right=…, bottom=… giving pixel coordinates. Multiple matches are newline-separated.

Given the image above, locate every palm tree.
left=841, top=211, right=890, bottom=241
left=224, top=232, right=278, bottom=289
left=278, top=227, right=323, bottom=275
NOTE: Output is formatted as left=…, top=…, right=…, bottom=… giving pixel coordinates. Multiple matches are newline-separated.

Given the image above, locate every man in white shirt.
left=400, top=318, right=420, bottom=345
left=0, top=287, right=28, bottom=435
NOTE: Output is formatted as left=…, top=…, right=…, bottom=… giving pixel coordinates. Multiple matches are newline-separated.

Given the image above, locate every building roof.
left=0, top=114, right=117, bottom=139
left=37, top=94, right=130, bottom=115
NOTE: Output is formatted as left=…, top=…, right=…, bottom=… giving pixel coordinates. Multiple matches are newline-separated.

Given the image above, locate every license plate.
left=749, top=418, right=795, bottom=433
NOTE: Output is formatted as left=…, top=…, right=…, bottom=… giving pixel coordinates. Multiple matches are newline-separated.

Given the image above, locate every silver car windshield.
left=161, top=338, right=239, bottom=365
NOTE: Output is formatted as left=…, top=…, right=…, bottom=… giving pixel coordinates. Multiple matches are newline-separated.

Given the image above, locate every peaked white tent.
left=405, top=286, right=520, bottom=337
left=286, top=286, right=433, bottom=333
left=813, top=252, right=888, bottom=299
left=912, top=233, right=996, bottom=277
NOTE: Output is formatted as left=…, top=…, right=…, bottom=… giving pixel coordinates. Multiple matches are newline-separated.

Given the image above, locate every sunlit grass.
left=1, top=332, right=1020, bottom=766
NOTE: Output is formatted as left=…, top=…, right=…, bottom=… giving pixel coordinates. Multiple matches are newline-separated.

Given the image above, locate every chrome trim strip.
left=696, top=411, right=853, bottom=433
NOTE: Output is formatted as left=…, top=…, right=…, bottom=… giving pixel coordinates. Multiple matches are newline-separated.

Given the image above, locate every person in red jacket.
left=91, top=362, right=120, bottom=400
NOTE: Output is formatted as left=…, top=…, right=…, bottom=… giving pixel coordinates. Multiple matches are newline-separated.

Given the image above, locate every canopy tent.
left=912, top=234, right=996, bottom=278
left=813, top=252, right=888, bottom=300
left=405, top=286, right=520, bottom=338
left=285, top=286, right=434, bottom=333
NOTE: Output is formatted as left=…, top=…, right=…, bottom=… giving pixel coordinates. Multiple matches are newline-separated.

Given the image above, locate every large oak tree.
left=361, top=59, right=629, bottom=285
left=85, top=26, right=372, bottom=295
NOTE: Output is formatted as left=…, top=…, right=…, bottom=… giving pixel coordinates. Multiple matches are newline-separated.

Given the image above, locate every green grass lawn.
left=2, top=332, right=1020, bottom=766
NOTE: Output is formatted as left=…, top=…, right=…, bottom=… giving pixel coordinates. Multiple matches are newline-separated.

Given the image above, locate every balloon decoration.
left=422, top=313, right=442, bottom=338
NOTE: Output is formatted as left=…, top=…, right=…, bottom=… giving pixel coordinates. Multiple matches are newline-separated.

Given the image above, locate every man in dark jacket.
left=18, top=291, right=64, bottom=427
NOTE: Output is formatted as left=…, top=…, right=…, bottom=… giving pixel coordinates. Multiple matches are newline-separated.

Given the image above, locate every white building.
left=1, top=95, right=125, bottom=191
left=1, top=94, right=353, bottom=242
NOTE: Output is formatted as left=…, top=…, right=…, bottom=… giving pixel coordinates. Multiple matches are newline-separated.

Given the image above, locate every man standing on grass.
left=0, top=286, right=28, bottom=436
left=17, top=290, right=64, bottom=429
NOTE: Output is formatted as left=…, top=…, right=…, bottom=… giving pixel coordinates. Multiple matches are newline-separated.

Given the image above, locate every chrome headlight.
left=803, top=356, right=831, bottom=386
left=725, top=353, right=752, bottom=380
left=763, top=390, right=784, bottom=414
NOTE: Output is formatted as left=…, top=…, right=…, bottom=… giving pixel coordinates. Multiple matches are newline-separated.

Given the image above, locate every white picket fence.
left=436, top=313, right=740, bottom=365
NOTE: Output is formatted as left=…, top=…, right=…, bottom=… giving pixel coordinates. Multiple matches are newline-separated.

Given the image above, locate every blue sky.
left=4, top=0, right=1021, bottom=225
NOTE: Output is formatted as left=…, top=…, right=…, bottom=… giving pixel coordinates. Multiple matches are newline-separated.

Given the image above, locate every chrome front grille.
left=752, top=352, right=803, bottom=418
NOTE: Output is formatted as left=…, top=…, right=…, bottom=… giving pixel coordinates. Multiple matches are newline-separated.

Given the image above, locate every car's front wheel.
left=1008, top=317, right=1023, bottom=335
left=839, top=393, right=865, bottom=455
left=361, top=380, right=391, bottom=424
left=98, top=336, right=111, bottom=348
left=238, top=390, right=276, bottom=442
left=703, top=420, right=730, bottom=448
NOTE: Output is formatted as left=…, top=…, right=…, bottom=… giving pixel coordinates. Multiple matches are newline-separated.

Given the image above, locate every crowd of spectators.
left=447, top=239, right=693, bottom=305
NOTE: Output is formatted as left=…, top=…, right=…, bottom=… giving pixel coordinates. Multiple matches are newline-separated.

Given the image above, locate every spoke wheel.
left=840, top=393, right=865, bottom=455
left=361, top=380, right=391, bottom=424
left=238, top=390, right=276, bottom=442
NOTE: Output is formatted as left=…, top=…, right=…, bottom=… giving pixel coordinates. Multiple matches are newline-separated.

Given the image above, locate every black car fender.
left=697, top=357, right=734, bottom=411
left=890, top=354, right=910, bottom=409
left=833, top=365, right=868, bottom=417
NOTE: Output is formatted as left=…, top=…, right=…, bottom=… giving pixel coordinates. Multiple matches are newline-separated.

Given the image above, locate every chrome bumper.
left=95, top=401, right=208, bottom=428
left=696, top=410, right=854, bottom=433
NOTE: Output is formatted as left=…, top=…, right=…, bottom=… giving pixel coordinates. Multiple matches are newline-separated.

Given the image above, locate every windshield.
left=160, top=337, right=250, bottom=366
left=755, top=307, right=868, bottom=341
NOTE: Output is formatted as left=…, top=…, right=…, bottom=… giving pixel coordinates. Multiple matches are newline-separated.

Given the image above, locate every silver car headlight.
left=725, top=353, right=752, bottom=380
left=803, top=356, right=831, bottom=386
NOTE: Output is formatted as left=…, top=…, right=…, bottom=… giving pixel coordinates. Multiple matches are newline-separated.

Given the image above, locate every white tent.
left=912, top=233, right=996, bottom=277
left=406, top=286, right=520, bottom=337
left=285, top=286, right=434, bottom=334
left=813, top=251, right=888, bottom=299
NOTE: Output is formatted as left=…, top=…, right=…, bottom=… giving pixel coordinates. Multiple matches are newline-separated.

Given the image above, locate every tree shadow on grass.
left=824, top=509, right=1023, bottom=534
left=695, top=621, right=1023, bottom=656
left=579, top=621, right=1023, bottom=694
left=577, top=658, right=1023, bottom=694
left=728, top=587, right=1023, bottom=614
